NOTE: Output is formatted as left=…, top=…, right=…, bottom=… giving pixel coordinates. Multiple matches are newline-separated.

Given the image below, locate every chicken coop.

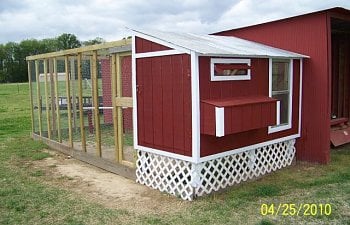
left=27, top=27, right=308, bottom=200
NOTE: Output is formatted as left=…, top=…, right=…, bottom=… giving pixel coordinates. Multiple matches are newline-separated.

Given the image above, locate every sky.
left=0, top=0, right=349, bottom=44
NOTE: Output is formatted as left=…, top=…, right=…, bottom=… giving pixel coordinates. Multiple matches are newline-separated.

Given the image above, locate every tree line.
left=0, top=33, right=105, bottom=83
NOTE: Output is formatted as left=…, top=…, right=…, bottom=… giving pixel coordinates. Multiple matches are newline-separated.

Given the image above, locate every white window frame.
left=210, top=58, right=251, bottom=81
left=268, top=58, right=293, bottom=134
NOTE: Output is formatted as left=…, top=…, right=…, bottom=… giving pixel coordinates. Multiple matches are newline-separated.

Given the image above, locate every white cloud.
left=0, top=0, right=349, bottom=43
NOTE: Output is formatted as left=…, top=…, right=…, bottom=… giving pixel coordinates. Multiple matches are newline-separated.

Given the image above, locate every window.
left=210, top=58, right=251, bottom=81
left=269, top=58, right=293, bottom=133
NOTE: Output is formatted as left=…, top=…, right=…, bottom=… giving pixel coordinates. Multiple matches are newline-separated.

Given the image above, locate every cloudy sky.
left=0, top=0, right=349, bottom=44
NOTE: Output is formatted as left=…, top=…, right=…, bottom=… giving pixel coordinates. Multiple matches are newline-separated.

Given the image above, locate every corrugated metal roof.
left=133, top=29, right=309, bottom=58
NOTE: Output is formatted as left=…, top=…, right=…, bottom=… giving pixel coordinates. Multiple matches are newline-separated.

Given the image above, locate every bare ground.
left=32, top=150, right=190, bottom=215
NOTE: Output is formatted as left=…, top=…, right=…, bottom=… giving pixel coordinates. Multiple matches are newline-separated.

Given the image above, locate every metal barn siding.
left=199, top=57, right=301, bottom=157
left=215, top=11, right=331, bottom=163
left=136, top=54, right=192, bottom=156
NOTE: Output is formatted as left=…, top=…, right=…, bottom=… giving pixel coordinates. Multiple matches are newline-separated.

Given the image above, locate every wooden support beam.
left=111, top=54, right=119, bottom=162
left=77, top=53, right=87, bottom=152
left=115, top=97, right=133, bottom=108
left=49, top=59, right=56, bottom=136
left=53, top=58, right=62, bottom=142
left=26, top=39, right=131, bottom=60
left=116, top=53, right=123, bottom=163
left=92, top=51, right=102, bottom=157
left=70, top=57, right=77, bottom=132
left=35, top=60, right=42, bottom=136
left=27, top=61, right=35, bottom=133
left=65, top=56, right=73, bottom=148
left=44, top=59, right=51, bottom=139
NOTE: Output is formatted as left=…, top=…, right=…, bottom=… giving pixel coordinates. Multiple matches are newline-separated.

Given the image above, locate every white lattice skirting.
left=136, top=139, right=296, bottom=200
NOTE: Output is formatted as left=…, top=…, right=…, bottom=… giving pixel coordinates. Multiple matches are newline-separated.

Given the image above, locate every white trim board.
left=135, top=49, right=186, bottom=58
left=136, top=145, right=195, bottom=162
left=132, top=35, right=139, bottom=148
left=191, top=51, right=201, bottom=163
left=215, top=107, right=225, bottom=137
left=298, top=58, right=303, bottom=136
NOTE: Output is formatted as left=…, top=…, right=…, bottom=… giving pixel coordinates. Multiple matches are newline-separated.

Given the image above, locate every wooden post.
left=53, top=58, right=62, bottom=142
left=116, top=54, right=123, bottom=163
left=111, top=54, right=120, bottom=162
left=27, top=61, right=35, bottom=134
left=49, top=59, right=56, bottom=135
left=77, top=53, right=87, bottom=152
left=44, top=59, right=51, bottom=139
left=70, top=57, right=77, bottom=131
left=92, top=51, right=102, bottom=156
left=65, top=56, right=73, bottom=148
left=35, top=60, right=42, bottom=136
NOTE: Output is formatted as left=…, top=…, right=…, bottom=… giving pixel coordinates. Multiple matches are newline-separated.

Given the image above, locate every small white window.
left=268, top=58, right=293, bottom=133
left=210, top=58, right=251, bottom=81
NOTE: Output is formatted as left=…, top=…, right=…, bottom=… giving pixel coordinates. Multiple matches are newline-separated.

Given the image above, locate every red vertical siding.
left=136, top=54, right=192, bottom=156
left=199, top=57, right=300, bottom=157
left=216, top=12, right=330, bottom=163
left=135, top=37, right=172, bottom=53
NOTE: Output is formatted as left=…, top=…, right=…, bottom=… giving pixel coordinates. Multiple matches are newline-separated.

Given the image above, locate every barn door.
left=111, top=53, right=134, bottom=167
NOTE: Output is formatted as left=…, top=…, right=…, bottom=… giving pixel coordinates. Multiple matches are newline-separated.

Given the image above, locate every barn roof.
left=132, top=29, right=309, bottom=58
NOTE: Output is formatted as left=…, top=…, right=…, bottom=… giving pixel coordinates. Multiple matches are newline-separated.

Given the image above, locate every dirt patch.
left=33, top=150, right=190, bottom=215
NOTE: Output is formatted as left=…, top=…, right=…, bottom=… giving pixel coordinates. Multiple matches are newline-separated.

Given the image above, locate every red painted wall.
left=135, top=37, right=172, bottom=53
left=215, top=12, right=330, bottom=163
left=136, top=54, right=192, bottom=156
left=199, top=57, right=300, bottom=157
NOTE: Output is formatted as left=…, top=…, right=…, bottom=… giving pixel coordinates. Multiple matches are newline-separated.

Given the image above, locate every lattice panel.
left=195, top=139, right=296, bottom=197
left=136, top=139, right=296, bottom=200
left=136, top=151, right=194, bottom=200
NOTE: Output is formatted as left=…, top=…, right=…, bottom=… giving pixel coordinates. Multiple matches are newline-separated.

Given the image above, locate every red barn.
left=215, top=7, right=350, bottom=164
left=132, top=30, right=308, bottom=200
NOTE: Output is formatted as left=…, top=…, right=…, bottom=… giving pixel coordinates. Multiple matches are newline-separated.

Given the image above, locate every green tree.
left=82, top=37, right=105, bottom=46
left=57, top=33, right=81, bottom=50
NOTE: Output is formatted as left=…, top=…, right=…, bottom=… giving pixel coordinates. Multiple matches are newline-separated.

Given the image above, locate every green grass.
left=0, top=82, right=350, bottom=225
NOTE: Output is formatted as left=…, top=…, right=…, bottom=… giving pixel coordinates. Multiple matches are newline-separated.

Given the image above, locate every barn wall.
left=101, top=59, right=112, bottom=123
left=215, top=12, right=330, bottom=163
left=101, top=57, right=132, bottom=131
left=199, top=57, right=300, bottom=157
left=136, top=54, right=192, bottom=156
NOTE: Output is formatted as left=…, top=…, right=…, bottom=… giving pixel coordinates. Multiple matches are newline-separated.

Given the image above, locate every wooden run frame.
left=26, top=38, right=135, bottom=175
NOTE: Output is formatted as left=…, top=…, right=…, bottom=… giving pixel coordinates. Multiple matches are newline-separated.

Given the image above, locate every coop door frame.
left=111, top=53, right=134, bottom=168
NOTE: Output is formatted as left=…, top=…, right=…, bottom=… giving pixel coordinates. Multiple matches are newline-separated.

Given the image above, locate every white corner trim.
left=215, top=107, right=225, bottom=137
left=199, top=134, right=299, bottom=163
left=133, top=32, right=191, bottom=55
left=276, top=101, right=281, bottom=126
left=298, top=59, right=303, bottom=136
left=135, top=49, right=185, bottom=58
left=136, top=144, right=195, bottom=162
left=132, top=35, right=139, bottom=148
left=268, top=58, right=293, bottom=134
left=191, top=51, right=201, bottom=163
left=210, top=58, right=251, bottom=81
left=268, top=58, right=272, bottom=98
